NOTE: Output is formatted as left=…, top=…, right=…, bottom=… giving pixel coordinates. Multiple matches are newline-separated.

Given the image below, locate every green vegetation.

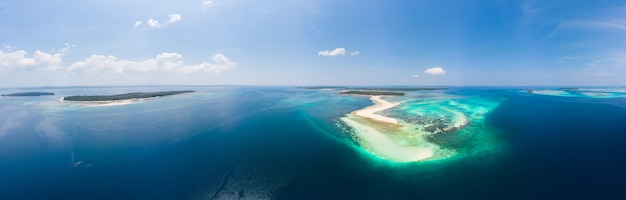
left=340, top=90, right=405, bottom=96
left=63, top=90, right=194, bottom=101
left=300, top=86, right=448, bottom=91
left=297, top=86, right=347, bottom=90
left=350, top=87, right=448, bottom=91
left=558, top=87, right=580, bottom=90
left=301, top=86, right=448, bottom=96
left=2, top=92, right=55, bottom=96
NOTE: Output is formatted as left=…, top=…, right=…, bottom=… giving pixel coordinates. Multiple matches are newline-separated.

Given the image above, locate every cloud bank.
left=0, top=44, right=72, bottom=70
left=1, top=45, right=234, bottom=75
left=68, top=52, right=235, bottom=74
left=424, top=67, right=446, bottom=75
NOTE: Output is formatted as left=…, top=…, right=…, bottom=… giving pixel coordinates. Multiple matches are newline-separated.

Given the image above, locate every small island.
left=2, top=92, right=55, bottom=97
left=297, top=86, right=348, bottom=90
left=303, top=86, right=450, bottom=96
left=300, top=86, right=448, bottom=91
left=63, top=90, right=194, bottom=101
left=340, top=90, right=405, bottom=96
left=350, top=87, right=448, bottom=91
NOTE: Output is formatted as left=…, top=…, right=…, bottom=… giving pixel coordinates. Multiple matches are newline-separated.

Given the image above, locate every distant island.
left=297, top=86, right=347, bottom=90
left=63, top=91, right=194, bottom=101
left=2, top=92, right=55, bottom=97
left=300, top=86, right=448, bottom=91
left=303, top=86, right=448, bottom=96
left=340, top=90, right=405, bottom=96
left=350, top=87, right=448, bottom=91
left=558, top=87, right=580, bottom=91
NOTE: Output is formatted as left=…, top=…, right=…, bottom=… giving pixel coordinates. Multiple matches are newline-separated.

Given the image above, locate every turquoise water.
left=530, top=87, right=626, bottom=98
left=1, top=86, right=626, bottom=199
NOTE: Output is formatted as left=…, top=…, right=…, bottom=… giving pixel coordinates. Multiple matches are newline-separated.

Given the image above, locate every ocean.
left=1, top=86, right=625, bottom=199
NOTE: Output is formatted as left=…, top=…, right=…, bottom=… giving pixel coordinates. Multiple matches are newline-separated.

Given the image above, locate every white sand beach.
left=60, top=97, right=134, bottom=107
left=353, top=96, right=400, bottom=124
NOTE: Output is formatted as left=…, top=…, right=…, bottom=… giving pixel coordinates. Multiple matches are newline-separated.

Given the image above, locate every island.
left=558, top=87, right=580, bottom=91
left=300, top=86, right=448, bottom=91
left=297, top=86, right=348, bottom=90
left=63, top=90, right=194, bottom=101
left=350, top=87, right=448, bottom=91
left=2, top=92, right=55, bottom=97
left=340, top=90, right=405, bottom=96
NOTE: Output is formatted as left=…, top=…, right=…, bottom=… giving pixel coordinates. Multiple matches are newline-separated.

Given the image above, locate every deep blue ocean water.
left=1, top=86, right=626, bottom=199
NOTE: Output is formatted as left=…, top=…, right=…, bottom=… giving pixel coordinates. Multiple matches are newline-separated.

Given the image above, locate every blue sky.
left=1, top=0, right=625, bottom=86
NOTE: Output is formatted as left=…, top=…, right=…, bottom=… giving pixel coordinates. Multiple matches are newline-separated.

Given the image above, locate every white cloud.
left=203, top=0, right=213, bottom=6
left=179, top=54, right=235, bottom=73
left=0, top=44, right=72, bottom=70
left=424, top=67, right=446, bottom=75
left=56, top=43, right=74, bottom=55
left=67, top=52, right=235, bottom=74
left=4, top=45, right=16, bottom=51
left=349, top=51, right=360, bottom=56
left=168, top=14, right=181, bottom=23
left=136, top=14, right=181, bottom=28
left=134, top=21, right=143, bottom=27
left=318, top=48, right=346, bottom=56
left=412, top=74, right=419, bottom=78
left=147, top=19, right=160, bottom=28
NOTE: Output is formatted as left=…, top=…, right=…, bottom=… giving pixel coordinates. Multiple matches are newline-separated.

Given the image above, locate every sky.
left=1, top=0, right=626, bottom=87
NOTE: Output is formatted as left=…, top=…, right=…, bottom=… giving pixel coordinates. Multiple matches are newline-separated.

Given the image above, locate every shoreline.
left=59, top=97, right=147, bottom=106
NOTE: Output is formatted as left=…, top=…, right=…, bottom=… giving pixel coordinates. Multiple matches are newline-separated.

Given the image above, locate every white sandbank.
left=353, top=96, right=400, bottom=124
left=342, top=95, right=436, bottom=162
left=342, top=117, right=434, bottom=162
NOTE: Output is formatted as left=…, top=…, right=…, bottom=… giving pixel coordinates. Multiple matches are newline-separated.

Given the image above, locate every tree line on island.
left=299, top=86, right=449, bottom=96
left=339, top=91, right=405, bottom=96
left=2, top=92, right=55, bottom=96
left=63, top=91, right=194, bottom=101
left=298, top=86, right=449, bottom=91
